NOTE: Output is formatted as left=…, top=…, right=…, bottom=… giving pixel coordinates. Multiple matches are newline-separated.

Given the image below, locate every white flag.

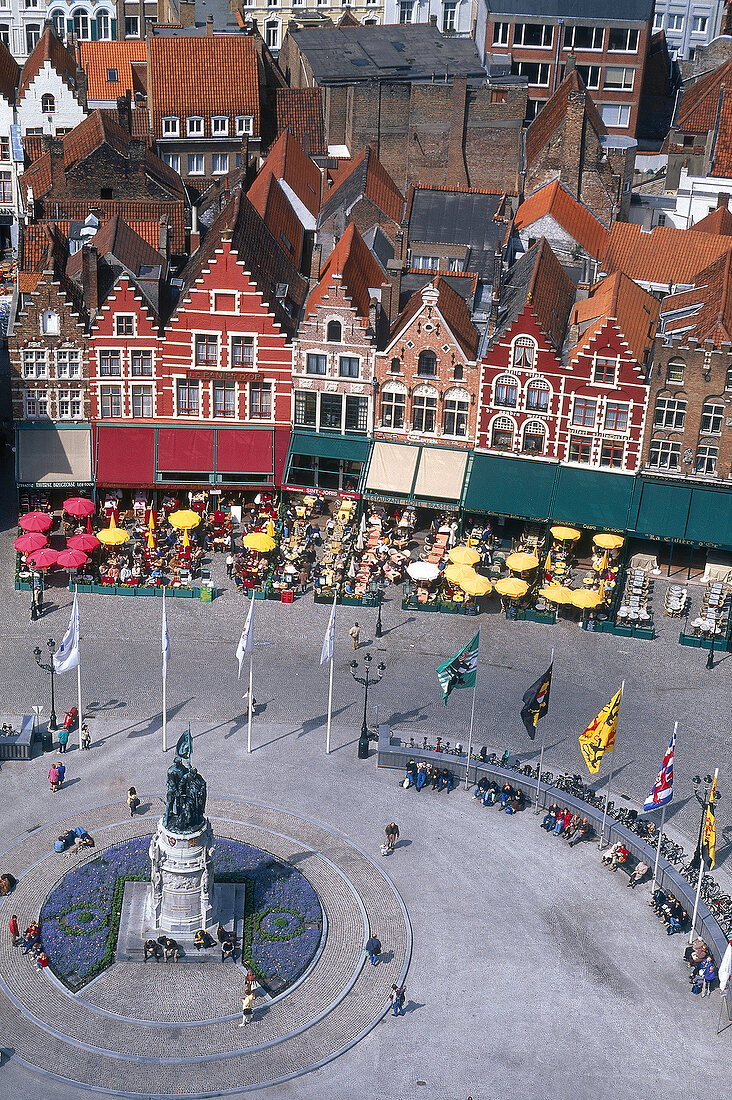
left=162, top=591, right=171, bottom=681
left=236, top=595, right=255, bottom=678
left=720, top=942, right=732, bottom=992
left=53, top=593, right=80, bottom=674
left=320, top=594, right=336, bottom=665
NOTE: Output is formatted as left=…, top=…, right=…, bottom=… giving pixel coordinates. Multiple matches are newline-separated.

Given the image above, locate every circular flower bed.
left=39, top=836, right=323, bottom=993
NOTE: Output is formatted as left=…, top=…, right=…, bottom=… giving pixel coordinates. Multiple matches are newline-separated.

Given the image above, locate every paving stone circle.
left=0, top=797, right=411, bottom=1096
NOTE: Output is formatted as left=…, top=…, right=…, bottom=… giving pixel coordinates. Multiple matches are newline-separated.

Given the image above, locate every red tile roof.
left=23, top=135, right=46, bottom=162
left=275, top=88, right=326, bottom=158
left=661, top=251, right=732, bottom=345
left=99, top=106, right=152, bottom=141
left=601, top=222, right=732, bottom=285
left=247, top=170, right=304, bottom=270
left=525, top=71, right=606, bottom=168
left=391, top=275, right=478, bottom=360
left=65, top=215, right=163, bottom=279
left=18, top=27, right=78, bottom=102
left=148, top=36, right=260, bottom=138
left=306, top=223, right=386, bottom=320
left=709, top=91, right=732, bottom=177
left=676, top=59, right=732, bottom=133
left=571, top=271, right=660, bottom=365
left=0, top=42, right=18, bottom=104
left=63, top=110, right=131, bottom=170
left=31, top=202, right=185, bottom=254
left=692, top=203, right=732, bottom=235
left=321, top=145, right=404, bottom=225
left=514, top=180, right=609, bottom=258
left=260, top=129, right=321, bottom=219
left=79, top=41, right=147, bottom=102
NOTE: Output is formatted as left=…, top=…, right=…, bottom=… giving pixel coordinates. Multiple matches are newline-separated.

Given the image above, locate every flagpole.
left=247, top=648, right=253, bottom=754
left=690, top=767, right=718, bottom=943
left=534, top=647, right=554, bottom=814
left=651, top=807, right=666, bottom=892
left=463, top=631, right=479, bottom=788
left=75, top=586, right=83, bottom=750
left=599, top=679, right=624, bottom=849
left=326, top=654, right=334, bottom=755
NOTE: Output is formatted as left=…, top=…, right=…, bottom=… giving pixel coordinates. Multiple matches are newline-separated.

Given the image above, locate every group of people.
left=144, top=936, right=179, bottom=962
left=48, top=760, right=67, bottom=792
left=473, top=777, right=526, bottom=814
left=54, top=826, right=95, bottom=854
left=540, top=804, right=593, bottom=846
left=403, top=760, right=454, bottom=793
left=685, top=938, right=717, bottom=996
left=650, top=887, right=689, bottom=936
left=10, top=917, right=48, bottom=971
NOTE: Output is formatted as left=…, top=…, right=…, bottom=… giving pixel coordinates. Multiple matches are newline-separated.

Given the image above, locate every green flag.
left=436, top=631, right=480, bottom=705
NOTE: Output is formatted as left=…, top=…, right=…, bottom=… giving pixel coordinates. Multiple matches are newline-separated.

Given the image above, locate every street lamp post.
left=30, top=571, right=38, bottom=621
left=350, top=652, right=386, bottom=759
left=706, top=627, right=716, bottom=670
left=370, top=579, right=384, bottom=639
left=689, top=771, right=721, bottom=942
left=34, top=638, right=58, bottom=732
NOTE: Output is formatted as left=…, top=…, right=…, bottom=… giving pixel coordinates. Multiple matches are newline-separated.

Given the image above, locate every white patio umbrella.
left=407, top=561, right=440, bottom=582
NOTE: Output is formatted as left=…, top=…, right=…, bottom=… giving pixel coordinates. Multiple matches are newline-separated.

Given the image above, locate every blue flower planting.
left=39, top=836, right=322, bottom=992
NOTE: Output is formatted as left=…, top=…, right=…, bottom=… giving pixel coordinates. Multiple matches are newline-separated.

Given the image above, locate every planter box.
left=633, top=627, right=655, bottom=640
left=136, top=587, right=155, bottom=596
left=524, top=609, right=555, bottom=625
left=76, top=584, right=93, bottom=593
left=176, top=588, right=194, bottom=598
left=614, top=625, right=633, bottom=636
left=16, top=579, right=32, bottom=591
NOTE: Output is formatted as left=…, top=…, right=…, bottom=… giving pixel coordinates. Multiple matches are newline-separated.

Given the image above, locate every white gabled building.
left=16, top=27, right=86, bottom=139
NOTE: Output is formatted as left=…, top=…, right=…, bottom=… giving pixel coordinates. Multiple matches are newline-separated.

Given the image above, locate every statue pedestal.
left=149, top=818, right=214, bottom=935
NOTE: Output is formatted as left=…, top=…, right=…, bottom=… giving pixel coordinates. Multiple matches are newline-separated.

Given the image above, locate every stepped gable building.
left=21, top=110, right=188, bottom=255
left=523, top=69, right=635, bottom=225
left=279, top=23, right=527, bottom=195
left=513, top=179, right=609, bottom=274
left=643, top=253, right=732, bottom=482
left=0, top=42, right=19, bottom=252
left=16, top=27, right=86, bottom=137
left=482, top=0, right=654, bottom=136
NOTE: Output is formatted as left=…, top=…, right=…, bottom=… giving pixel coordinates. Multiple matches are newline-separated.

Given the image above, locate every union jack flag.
left=643, top=729, right=675, bottom=813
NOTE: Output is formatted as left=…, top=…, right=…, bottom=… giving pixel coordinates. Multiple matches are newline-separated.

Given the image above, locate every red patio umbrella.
left=14, top=532, right=49, bottom=554
left=19, top=511, right=53, bottom=533
left=63, top=497, right=95, bottom=517
left=67, top=533, right=100, bottom=553
left=57, top=548, right=89, bottom=570
left=27, top=548, right=59, bottom=569
left=86, top=517, right=93, bottom=535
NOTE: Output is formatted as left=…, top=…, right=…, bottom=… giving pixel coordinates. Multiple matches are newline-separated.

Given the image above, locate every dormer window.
left=162, top=117, right=180, bottom=137
left=211, top=116, right=229, bottom=136
left=41, top=94, right=55, bottom=114
left=235, top=116, right=254, bottom=137
left=107, top=68, right=118, bottom=83
left=186, top=117, right=204, bottom=137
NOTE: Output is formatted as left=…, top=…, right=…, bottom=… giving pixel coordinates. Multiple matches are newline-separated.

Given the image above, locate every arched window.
left=494, top=374, right=518, bottom=407
left=41, top=94, right=55, bottom=114
left=412, top=384, right=438, bottom=432
left=41, top=310, right=59, bottom=335
left=49, top=9, right=65, bottom=39
left=526, top=377, right=549, bottom=412
left=417, top=350, right=437, bottom=377
left=522, top=420, right=546, bottom=454
left=381, top=381, right=407, bottom=429
left=73, top=11, right=91, bottom=40
left=444, top=387, right=470, bottom=437
left=666, top=358, right=685, bottom=384
left=389, top=357, right=401, bottom=374
left=326, top=319, right=342, bottom=343
left=96, top=10, right=112, bottom=39
left=491, top=416, right=515, bottom=450
left=511, top=336, right=536, bottom=370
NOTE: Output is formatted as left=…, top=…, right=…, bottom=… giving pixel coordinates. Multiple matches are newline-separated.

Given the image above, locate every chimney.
left=718, top=192, right=729, bottom=209
left=564, top=52, right=577, bottom=75
left=309, top=241, right=322, bottom=284
left=159, top=215, right=170, bottom=260
left=368, top=297, right=378, bottom=334
left=429, top=13, right=437, bottom=24
left=117, top=91, right=132, bottom=135
left=386, top=258, right=403, bottom=322
left=178, top=0, right=196, bottom=27
left=206, top=14, right=214, bottom=35
left=81, top=243, right=98, bottom=315
left=128, top=138, right=146, bottom=165
left=190, top=202, right=200, bottom=253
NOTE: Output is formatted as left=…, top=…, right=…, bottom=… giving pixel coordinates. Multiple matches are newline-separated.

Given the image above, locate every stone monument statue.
left=148, top=728, right=215, bottom=934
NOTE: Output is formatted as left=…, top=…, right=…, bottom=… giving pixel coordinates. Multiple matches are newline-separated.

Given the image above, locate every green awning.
left=287, top=431, right=371, bottom=463
left=679, top=487, right=732, bottom=549
left=462, top=454, right=557, bottom=520
left=551, top=467, right=636, bottom=531
left=633, top=480, right=692, bottom=542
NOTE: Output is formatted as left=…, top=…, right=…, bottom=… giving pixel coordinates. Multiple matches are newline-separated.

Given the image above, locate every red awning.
left=96, top=426, right=155, bottom=486
left=157, top=428, right=214, bottom=473
left=216, top=429, right=273, bottom=475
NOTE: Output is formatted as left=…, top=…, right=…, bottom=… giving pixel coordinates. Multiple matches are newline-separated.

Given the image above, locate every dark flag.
left=520, top=664, right=553, bottom=740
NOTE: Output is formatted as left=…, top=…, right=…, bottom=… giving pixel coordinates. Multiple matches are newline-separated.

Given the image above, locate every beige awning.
left=365, top=441, right=419, bottom=496
left=414, top=447, right=468, bottom=502
left=17, top=426, right=92, bottom=486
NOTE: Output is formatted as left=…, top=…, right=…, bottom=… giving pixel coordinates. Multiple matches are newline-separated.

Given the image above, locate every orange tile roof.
left=709, top=91, right=732, bottom=177
left=525, top=71, right=606, bottom=168
left=306, top=223, right=386, bottom=320
left=65, top=215, right=163, bottom=279
left=63, top=110, right=131, bottom=170
left=601, top=222, right=732, bottom=285
left=18, top=27, right=77, bottom=101
left=514, top=180, right=609, bottom=259
left=247, top=170, right=304, bottom=270
left=275, top=88, right=326, bottom=157
left=661, top=251, right=732, bottom=345
left=321, top=146, right=404, bottom=225
left=0, top=42, right=18, bottom=104
left=22, top=151, right=53, bottom=199
left=571, top=271, right=660, bottom=365
left=79, top=41, right=147, bottom=102
left=260, top=129, right=321, bottom=219
left=99, top=106, right=151, bottom=141
left=148, top=36, right=260, bottom=138
left=676, top=59, right=732, bottom=133
left=23, top=135, right=45, bottom=162
left=391, top=275, right=478, bottom=360
left=691, top=203, right=732, bottom=235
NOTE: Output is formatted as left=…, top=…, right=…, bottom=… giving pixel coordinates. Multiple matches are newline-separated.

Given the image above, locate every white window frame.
left=492, top=21, right=509, bottom=46
left=600, top=103, right=631, bottom=128
left=186, top=116, right=205, bottom=137
left=164, top=153, right=180, bottom=173
left=211, top=116, right=229, bottom=136
left=212, top=153, right=229, bottom=175
left=692, top=15, right=708, bottom=35
left=603, top=66, right=635, bottom=91
left=58, top=387, right=83, bottom=420
left=563, top=24, right=604, bottom=50
left=230, top=333, right=257, bottom=370
left=235, top=115, right=254, bottom=136
left=187, top=153, right=205, bottom=176
left=211, top=291, right=238, bottom=314
left=162, top=117, right=180, bottom=137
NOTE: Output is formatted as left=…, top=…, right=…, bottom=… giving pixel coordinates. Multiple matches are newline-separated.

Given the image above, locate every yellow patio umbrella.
left=303, top=496, right=316, bottom=506
left=593, top=533, right=624, bottom=550
left=444, top=563, right=475, bottom=586
left=243, top=532, right=276, bottom=553
left=182, top=528, right=190, bottom=548
left=455, top=571, right=492, bottom=597
left=571, top=589, right=602, bottom=609
left=169, top=510, right=201, bottom=530
left=147, top=530, right=156, bottom=550
left=97, top=526, right=130, bottom=546
left=539, top=585, right=575, bottom=604
left=550, top=525, right=581, bottom=542
left=495, top=577, right=529, bottom=598
left=448, top=546, right=481, bottom=566
left=505, top=551, right=540, bottom=573
left=266, top=519, right=276, bottom=539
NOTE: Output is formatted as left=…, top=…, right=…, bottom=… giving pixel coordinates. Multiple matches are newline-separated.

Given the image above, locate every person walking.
left=80, top=723, right=91, bottom=750
left=127, top=787, right=141, bottom=817
left=239, top=990, right=256, bottom=1026
left=8, top=914, right=19, bottom=946
left=48, top=763, right=60, bottom=793
left=349, top=621, right=360, bottom=650
left=55, top=761, right=66, bottom=789
left=365, top=934, right=381, bottom=966
left=58, top=725, right=70, bottom=754
left=385, top=823, right=400, bottom=852
left=390, top=983, right=406, bottom=1016
left=226, top=554, right=234, bottom=578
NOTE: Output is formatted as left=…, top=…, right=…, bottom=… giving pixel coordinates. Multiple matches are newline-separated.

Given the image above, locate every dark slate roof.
left=485, top=0, right=652, bottom=19
left=290, top=24, right=486, bottom=84
left=493, top=238, right=575, bottom=349
left=399, top=271, right=478, bottom=312
left=407, top=188, right=508, bottom=281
